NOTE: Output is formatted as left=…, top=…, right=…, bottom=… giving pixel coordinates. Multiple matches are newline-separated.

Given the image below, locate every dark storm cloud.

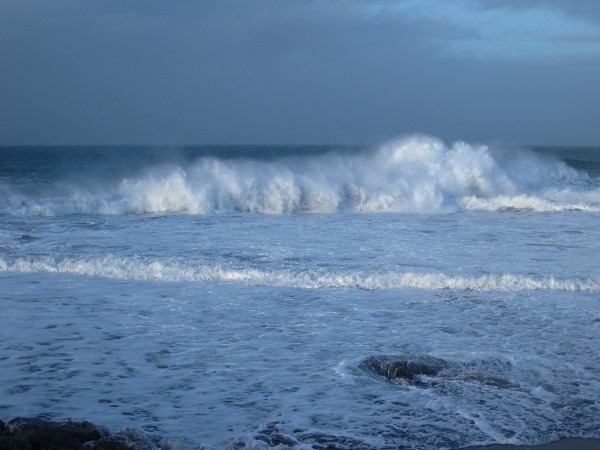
left=470, top=0, right=600, bottom=22
left=0, top=0, right=599, bottom=145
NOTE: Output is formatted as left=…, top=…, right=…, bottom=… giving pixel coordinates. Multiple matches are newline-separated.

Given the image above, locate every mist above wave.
left=2, top=136, right=597, bottom=215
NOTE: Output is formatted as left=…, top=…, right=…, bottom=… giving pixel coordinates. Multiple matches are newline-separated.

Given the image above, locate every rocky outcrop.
left=359, top=354, right=450, bottom=383
left=0, top=417, right=155, bottom=450
left=359, top=354, right=518, bottom=389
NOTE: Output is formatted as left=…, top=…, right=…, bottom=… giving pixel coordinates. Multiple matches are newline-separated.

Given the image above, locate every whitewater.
left=1, top=136, right=599, bottom=449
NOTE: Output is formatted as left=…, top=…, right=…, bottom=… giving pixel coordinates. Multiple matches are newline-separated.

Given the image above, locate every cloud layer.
left=1, top=0, right=599, bottom=145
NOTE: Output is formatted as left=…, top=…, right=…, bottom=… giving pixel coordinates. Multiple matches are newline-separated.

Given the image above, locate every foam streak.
left=1, top=256, right=598, bottom=292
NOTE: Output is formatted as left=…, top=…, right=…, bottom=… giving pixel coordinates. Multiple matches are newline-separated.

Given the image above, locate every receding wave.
left=2, top=136, right=599, bottom=215
left=1, top=255, right=598, bottom=292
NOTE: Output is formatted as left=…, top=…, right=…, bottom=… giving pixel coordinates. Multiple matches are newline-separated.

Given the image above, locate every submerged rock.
left=0, top=417, right=106, bottom=450
left=0, top=417, right=158, bottom=450
left=359, top=354, right=518, bottom=390
left=359, top=354, right=450, bottom=383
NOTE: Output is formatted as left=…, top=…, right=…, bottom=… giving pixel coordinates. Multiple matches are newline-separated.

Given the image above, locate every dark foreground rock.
left=359, top=354, right=519, bottom=390
left=0, top=417, right=156, bottom=450
left=359, top=354, right=450, bottom=383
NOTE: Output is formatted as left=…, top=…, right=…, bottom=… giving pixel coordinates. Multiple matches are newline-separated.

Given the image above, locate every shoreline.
left=2, top=417, right=599, bottom=450
left=466, top=438, right=600, bottom=450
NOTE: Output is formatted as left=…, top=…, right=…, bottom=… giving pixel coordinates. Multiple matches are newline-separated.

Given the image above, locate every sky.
left=1, top=0, right=599, bottom=145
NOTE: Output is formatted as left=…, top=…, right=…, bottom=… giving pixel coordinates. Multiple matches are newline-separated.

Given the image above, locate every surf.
left=1, top=136, right=598, bottom=215
left=2, top=255, right=599, bottom=292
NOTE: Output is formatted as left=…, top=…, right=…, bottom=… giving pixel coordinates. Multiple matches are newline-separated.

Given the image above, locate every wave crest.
left=2, top=136, right=597, bottom=215
left=1, top=256, right=598, bottom=292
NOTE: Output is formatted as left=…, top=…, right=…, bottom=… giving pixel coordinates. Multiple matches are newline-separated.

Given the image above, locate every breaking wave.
left=1, top=255, right=599, bottom=292
left=1, top=136, right=599, bottom=215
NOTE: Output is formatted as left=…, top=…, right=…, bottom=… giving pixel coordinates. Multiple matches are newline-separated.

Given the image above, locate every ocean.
left=1, top=136, right=599, bottom=449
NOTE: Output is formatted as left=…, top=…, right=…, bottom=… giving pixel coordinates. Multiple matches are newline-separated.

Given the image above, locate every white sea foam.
left=1, top=255, right=598, bottom=292
left=2, top=164, right=599, bottom=449
left=1, top=136, right=597, bottom=215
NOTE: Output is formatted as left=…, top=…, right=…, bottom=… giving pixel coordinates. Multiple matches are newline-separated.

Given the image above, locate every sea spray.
left=1, top=136, right=596, bottom=215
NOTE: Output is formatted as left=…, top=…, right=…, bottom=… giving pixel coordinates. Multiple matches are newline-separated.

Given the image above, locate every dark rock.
left=1, top=417, right=106, bottom=450
left=360, top=354, right=519, bottom=391
left=0, top=435, right=33, bottom=450
left=0, top=417, right=167, bottom=450
left=359, top=354, right=450, bottom=383
left=88, top=429, right=154, bottom=450
left=253, top=422, right=298, bottom=448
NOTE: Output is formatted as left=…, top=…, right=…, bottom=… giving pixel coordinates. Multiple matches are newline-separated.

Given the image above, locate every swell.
left=1, top=255, right=598, bottom=292
left=1, top=136, right=598, bottom=215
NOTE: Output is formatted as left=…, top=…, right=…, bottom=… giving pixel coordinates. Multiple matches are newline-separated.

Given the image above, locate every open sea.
left=1, top=136, right=599, bottom=449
